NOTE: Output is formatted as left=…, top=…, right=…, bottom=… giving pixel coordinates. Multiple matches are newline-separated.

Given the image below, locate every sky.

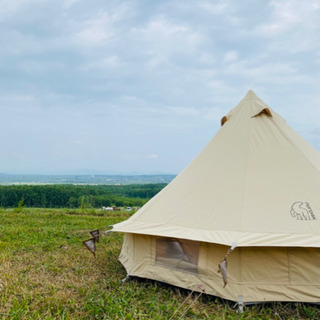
left=0, top=0, right=319, bottom=175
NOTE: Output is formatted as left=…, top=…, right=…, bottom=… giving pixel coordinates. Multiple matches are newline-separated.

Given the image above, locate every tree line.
left=0, top=184, right=167, bottom=208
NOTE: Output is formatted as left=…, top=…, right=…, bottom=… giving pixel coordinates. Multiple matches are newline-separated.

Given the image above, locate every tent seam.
left=239, top=97, right=254, bottom=233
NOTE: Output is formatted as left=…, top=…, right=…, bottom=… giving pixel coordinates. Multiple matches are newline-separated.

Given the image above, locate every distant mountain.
left=0, top=174, right=176, bottom=185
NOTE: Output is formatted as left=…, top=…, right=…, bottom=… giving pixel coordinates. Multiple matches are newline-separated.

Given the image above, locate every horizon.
left=0, top=172, right=176, bottom=176
left=0, top=172, right=176, bottom=186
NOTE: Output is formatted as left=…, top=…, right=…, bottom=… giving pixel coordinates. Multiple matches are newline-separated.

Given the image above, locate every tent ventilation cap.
left=221, top=116, right=228, bottom=126
left=252, top=108, right=272, bottom=118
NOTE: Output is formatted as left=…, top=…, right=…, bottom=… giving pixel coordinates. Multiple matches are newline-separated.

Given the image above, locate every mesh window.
left=156, top=238, right=199, bottom=273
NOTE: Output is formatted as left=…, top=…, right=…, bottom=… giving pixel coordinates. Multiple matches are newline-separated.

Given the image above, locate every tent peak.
left=221, top=90, right=270, bottom=126
left=243, top=90, right=258, bottom=100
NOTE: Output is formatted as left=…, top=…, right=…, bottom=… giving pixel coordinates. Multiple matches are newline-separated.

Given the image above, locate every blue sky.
left=0, top=0, right=319, bottom=174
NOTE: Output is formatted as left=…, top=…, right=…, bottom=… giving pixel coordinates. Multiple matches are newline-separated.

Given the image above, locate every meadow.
left=0, top=208, right=319, bottom=319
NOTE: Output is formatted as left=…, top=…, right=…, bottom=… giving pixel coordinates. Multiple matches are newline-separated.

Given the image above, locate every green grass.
left=0, top=208, right=319, bottom=319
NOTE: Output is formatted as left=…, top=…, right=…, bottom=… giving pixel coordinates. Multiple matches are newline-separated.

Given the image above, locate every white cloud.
left=167, top=106, right=199, bottom=116
left=254, top=0, right=319, bottom=52
left=73, top=12, right=115, bottom=47
left=133, top=17, right=204, bottom=67
left=207, top=80, right=234, bottom=95
left=198, top=1, right=228, bottom=15
left=222, top=60, right=304, bottom=84
left=0, top=0, right=318, bottom=174
left=0, top=0, right=42, bottom=20
left=197, top=52, right=216, bottom=65
left=146, top=154, right=159, bottom=159
left=63, top=0, right=80, bottom=9
left=224, top=51, right=238, bottom=63
left=0, top=94, right=35, bottom=104
left=263, top=0, right=318, bottom=35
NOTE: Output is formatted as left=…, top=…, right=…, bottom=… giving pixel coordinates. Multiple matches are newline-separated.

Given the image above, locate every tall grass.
left=0, top=208, right=319, bottom=319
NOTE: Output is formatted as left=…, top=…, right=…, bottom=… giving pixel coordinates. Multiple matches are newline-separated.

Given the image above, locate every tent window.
left=155, top=238, right=199, bottom=274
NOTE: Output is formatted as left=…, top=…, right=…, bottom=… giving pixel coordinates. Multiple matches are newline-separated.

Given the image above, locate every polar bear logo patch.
left=290, top=202, right=316, bottom=220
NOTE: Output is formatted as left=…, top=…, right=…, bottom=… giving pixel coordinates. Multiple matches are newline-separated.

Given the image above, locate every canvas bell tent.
left=111, top=90, right=320, bottom=303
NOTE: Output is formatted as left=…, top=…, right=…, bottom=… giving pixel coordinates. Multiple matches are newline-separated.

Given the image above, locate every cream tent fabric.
left=113, top=90, right=320, bottom=247
left=112, top=90, right=320, bottom=303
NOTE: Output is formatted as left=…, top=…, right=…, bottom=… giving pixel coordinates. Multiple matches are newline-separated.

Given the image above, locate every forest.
left=0, top=183, right=166, bottom=208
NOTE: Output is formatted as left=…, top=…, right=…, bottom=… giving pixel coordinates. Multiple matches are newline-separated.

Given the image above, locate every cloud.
left=258, top=0, right=318, bottom=35
left=0, top=0, right=39, bottom=20
left=167, top=106, right=199, bottom=116
left=63, top=0, right=80, bottom=9
left=0, top=94, right=35, bottom=104
left=0, top=0, right=318, bottom=174
left=132, top=16, right=204, bottom=67
left=146, top=154, right=159, bottom=159
left=0, top=29, right=43, bottom=56
left=197, top=1, right=228, bottom=15
left=218, top=59, right=315, bottom=91
left=73, top=12, right=115, bottom=47
left=253, top=0, right=319, bottom=53
left=224, top=51, right=238, bottom=63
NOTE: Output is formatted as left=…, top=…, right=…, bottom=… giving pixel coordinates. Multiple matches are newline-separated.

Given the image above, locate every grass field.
left=0, top=208, right=319, bottom=319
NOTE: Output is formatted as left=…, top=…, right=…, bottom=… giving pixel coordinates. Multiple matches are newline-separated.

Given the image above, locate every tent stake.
left=237, top=295, right=244, bottom=313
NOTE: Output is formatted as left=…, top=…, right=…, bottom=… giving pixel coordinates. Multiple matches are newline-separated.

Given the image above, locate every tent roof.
left=112, top=90, right=320, bottom=247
